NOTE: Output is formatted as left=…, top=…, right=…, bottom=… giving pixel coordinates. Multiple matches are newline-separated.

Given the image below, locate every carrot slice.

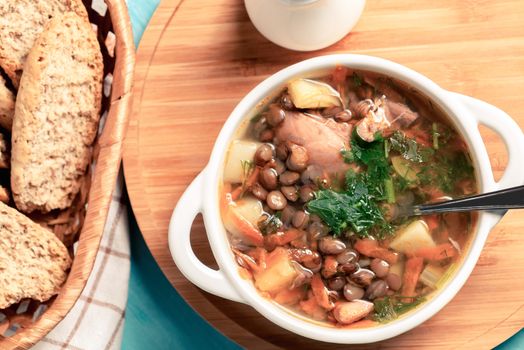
left=222, top=183, right=264, bottom=247
left=425, top=215, right=439, bottom=232
left=228, top=209, right=264, bottom=247
left=321, top=255, right=338, bottom=279
left=230, top=167, right=260, bottom=201
left=401, top=257, right=424, bottom=301
left=265, top=228, right=304, bottom=249
left=354, top=239, right=399, bottom=265
left=220, top=184, right=233, bottom=213
left=311, top=274, right=335, bottom=311
left=413, top=243, right=457, bottom=261
left=233, top=249, right=262, bottom=273
left=425, top=215, right=450, bottom=242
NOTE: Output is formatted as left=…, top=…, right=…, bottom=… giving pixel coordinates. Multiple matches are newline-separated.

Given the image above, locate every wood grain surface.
left=123, top=0, right=524, bottom=348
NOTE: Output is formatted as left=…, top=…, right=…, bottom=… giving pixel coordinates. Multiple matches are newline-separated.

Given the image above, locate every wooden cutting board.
left=123, top=0, right=524, bottom=348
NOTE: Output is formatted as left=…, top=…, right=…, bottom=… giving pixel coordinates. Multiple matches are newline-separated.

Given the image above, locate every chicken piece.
left=275, top=112, right=351, bottom=175
left=385, top=100, right=419, bottom=128
left=355, top=75, right=419, bottom=131
left=355, top=99, right=390, bottom=142
left=355, top=95, right=419, bottom=142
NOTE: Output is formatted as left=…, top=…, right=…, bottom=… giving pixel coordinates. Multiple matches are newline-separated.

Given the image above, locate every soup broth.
left=220, top=67, right=477, bottom=327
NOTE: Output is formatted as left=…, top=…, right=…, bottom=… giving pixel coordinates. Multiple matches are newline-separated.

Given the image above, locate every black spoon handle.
left=413, top=185, right=524, bottom=215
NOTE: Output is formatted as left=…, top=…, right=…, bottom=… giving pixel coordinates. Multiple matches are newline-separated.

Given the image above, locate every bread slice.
left=0, top=202, right=71, bottom=309
left=0, top=75, right=14, bottom=130
left=0, top=0, right=88, bottom=88
left=11, top=12, right=103, bottom=213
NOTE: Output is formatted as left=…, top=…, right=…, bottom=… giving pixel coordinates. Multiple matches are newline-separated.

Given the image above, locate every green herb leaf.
left=393, top=173, right=413, bottom=193
left=346, top=169, right=385, bottom=201
left=257, top=214, right=283, bottom=235
left=352, top=72, right=363, bottom=87
left=344, top=132, right=391, bottom=182
left=417, top=152, right=474, bottom=193
left=384, top=178, right=395, bottom=204
left=341, top=148, right=355, bottom=163
left=250, top=114, right=263, bottom=123
left=389, top=131, right=434, bottom=163
left=307, top=172, right=392, bottom=239
left=373, top=296, right=426, bottom=323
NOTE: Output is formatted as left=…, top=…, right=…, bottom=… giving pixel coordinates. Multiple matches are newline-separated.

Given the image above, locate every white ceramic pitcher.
left=244, top=0, right=366, bottom=51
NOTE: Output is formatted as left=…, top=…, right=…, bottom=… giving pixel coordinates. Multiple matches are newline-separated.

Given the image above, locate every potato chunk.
left=390, top=220, right=435, bottom=254
left=231, top=196, right=263, bottom=227
left=391, top=156, right=418, bottom=183
left=254, top=247, right=297, bottom=294
left=223, top=140, right=260, bottom=183
left=288, top=79, right=342, bottom=109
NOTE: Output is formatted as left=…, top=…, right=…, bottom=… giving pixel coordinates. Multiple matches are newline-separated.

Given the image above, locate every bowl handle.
left=168, top=170, right=245, bottom=303
left=452, top=92, right=524, bottom=223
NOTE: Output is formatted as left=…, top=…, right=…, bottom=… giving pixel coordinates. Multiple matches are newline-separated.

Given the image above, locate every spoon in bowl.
left=399, top=185, right=524, bottom=218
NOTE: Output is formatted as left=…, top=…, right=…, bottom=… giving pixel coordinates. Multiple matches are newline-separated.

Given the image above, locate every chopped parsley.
left=343, top=132, right=391, bottom=183
left=417, top=152, right=474, bottom=193
left=312, top=119, right=474, bottom=240
left=352, top=72, right=363, bottom=87
left=308, top=133, right=398, bottom=239
left=257, top=213, right=283, bottom=235
left=373, top=296, right=426, bottom=323
left=393, top=173, right=413, bottom=193
left=389, top=131, right=434, bottom=163
left=307, top=170, right=392, bottom=239
left=250, top=113, right=263, bottom=123
left=343, top=132, right=395, bottom=202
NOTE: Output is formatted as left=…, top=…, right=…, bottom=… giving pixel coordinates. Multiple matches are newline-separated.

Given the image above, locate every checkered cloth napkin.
left=32, top=172, right=131, bottom=350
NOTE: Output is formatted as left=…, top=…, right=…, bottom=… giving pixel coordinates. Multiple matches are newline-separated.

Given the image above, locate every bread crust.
left=11, top=12, right=103, bottom=213
left=0, top=0, right=88, bottom=87
left=0, top=202, right=72, bottom=309
left=0, top=75, right=15, bottom=130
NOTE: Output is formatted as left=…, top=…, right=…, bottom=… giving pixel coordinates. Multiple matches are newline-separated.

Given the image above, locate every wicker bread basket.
left=0, top=0, right=135, bottom=348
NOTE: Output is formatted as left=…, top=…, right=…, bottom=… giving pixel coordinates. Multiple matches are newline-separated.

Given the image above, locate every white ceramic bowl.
left=168, top=54, right=524, bottom=344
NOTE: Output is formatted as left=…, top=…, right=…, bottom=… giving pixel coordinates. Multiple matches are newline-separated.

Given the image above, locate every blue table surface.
left=122, top=1, right=523, bottom=349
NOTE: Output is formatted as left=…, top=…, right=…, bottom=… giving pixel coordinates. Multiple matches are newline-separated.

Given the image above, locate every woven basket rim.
left=2, top=0, right=135, bottom=348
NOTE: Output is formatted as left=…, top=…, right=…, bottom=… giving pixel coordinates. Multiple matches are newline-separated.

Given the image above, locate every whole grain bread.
left=0, top=202, right=71, bottom=309
left=11, top=12, right=103, bottom=213
left=0, top=75, right=15, bottom=130
left=0, top=0, right=88, bottom=88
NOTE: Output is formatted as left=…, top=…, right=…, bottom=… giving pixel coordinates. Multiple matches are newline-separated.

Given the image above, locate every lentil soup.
left=220, top=67, right=477, bottom=327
